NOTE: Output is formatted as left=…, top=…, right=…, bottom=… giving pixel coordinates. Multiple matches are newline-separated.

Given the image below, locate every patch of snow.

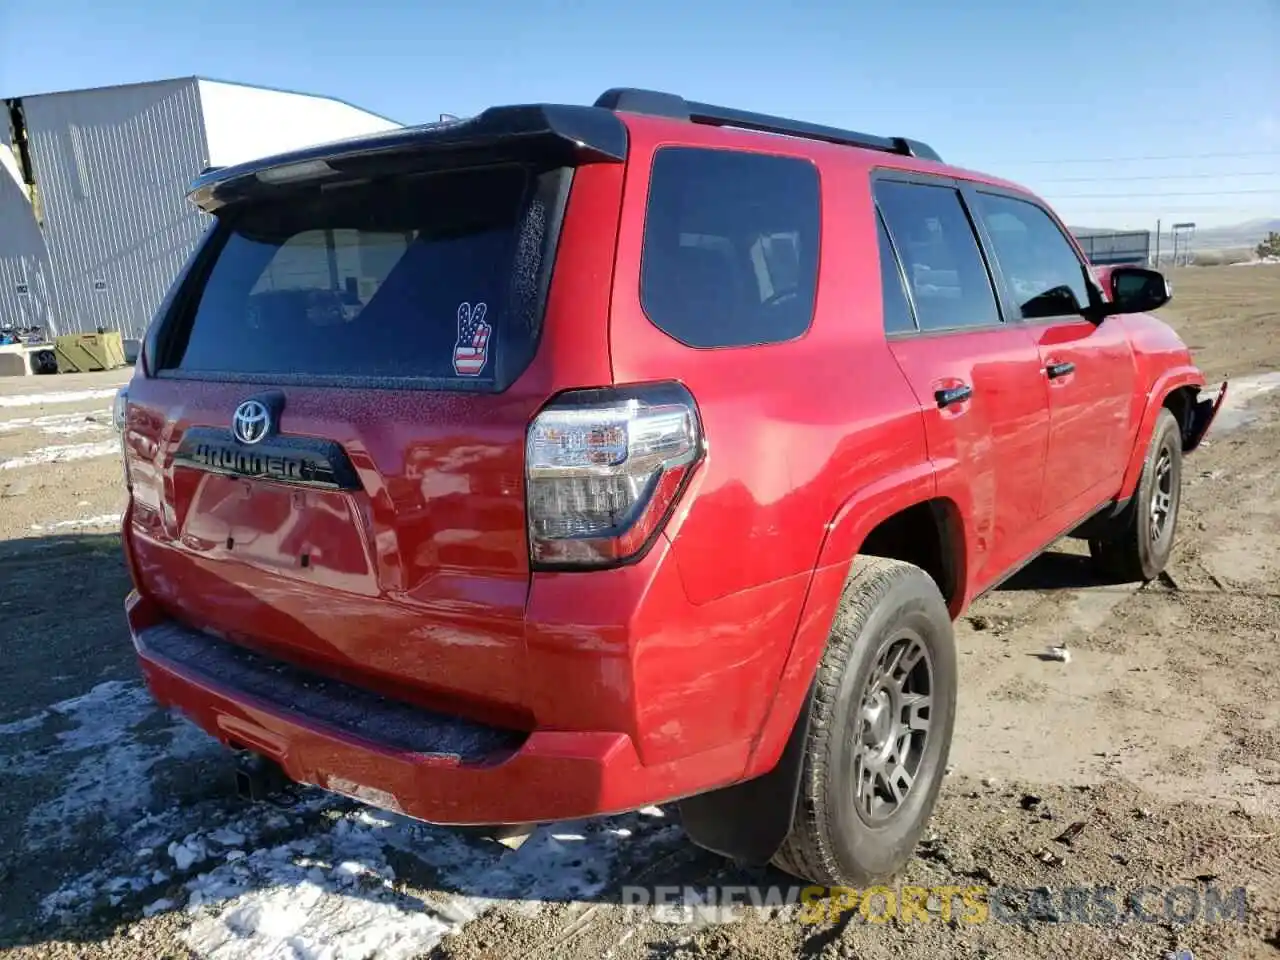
left=38, top=794, right=340, bottom=924
left=29, top=513, right=122, bottom=534
left=2, top=681, right=222, bottom=850
left=41, top=784, right=683, bottom=959
left=171, top=836, right=212, bottom=871
left=0, top=681, right=150, bottom=761
left=0, top=408, right=112, bottom=434
left=180, top=814, right=456, bottom=960
left=0, top=387, right=124, bottom=409
left=39, top=420, right=113, bottom=437
left=209, top=827, right=247, bottom=847
left=0, top=710, right=50, bottom=736
left=43, top=777, right=686, bottom=957
left=144, top=898, right=177, bottom=917
left=23, top=680, right=690, bottom=958
left=0, top=438, right=119, bottom=471
left=1211, top=371, right=1280, bottom=433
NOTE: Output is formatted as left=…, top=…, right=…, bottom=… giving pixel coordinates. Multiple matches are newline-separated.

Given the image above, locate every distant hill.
left=1070, top=218, right=1280, bottom=252
left=1186, top=219, right=1280, bottom=250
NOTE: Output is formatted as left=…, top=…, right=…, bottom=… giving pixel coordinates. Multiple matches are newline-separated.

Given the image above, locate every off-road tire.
left=1089, top=408, right=1183, bottom=583
left=772, top=556, right=957, bottom=886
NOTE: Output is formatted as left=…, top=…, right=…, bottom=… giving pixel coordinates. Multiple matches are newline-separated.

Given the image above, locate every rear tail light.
left=112, top=387, right=129, bottom=431
left=526, top=382, right=704, bottom=568
left=113, top=387, right=132, bottom=490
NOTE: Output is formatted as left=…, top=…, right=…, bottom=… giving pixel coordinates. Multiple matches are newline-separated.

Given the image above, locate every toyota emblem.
left=232, top=399, right=271, bottom=445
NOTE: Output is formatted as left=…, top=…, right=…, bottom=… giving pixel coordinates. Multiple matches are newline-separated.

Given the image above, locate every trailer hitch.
left=233, top=751, right=298, bottom=808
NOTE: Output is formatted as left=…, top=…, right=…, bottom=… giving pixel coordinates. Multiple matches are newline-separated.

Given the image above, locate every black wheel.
left=772, top=556, right=957, bottom=886
left=1089, top=408, right=1182, bottom=582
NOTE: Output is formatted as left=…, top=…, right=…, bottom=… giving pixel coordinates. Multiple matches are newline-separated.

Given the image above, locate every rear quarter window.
left=639, top=147, right=820, bottom=348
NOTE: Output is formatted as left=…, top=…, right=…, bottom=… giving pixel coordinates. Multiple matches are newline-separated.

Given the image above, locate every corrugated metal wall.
left=5, top=78, right=402, bottom=345
left=0, top=119, right=57, bottom=333
left=197, top=80, right=401, bottom=168
left=1073, top=230, right=1152, bottom=266
left=20, top=79, right=212, bottom=339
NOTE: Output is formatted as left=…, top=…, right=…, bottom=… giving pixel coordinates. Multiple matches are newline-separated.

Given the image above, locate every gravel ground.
left=0, top=267, right=1277, bottom=959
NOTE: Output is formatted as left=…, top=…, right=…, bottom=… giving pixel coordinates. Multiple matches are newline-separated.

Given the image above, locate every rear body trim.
left=174, top=426, right=363, bottom=491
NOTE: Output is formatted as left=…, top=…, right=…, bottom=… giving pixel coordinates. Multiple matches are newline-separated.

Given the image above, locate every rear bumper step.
left=126, top=591, right=751, bottom=825
left=138, top=619, right=525, bottom=761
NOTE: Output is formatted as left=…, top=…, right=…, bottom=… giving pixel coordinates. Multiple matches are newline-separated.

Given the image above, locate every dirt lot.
left=0, top=266, right=1277, bottom=959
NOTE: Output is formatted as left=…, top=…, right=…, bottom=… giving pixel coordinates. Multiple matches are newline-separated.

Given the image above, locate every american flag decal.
left=453, top=301, right=491, bottom=377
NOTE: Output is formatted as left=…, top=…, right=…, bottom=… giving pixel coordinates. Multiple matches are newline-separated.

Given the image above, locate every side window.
left=973, top=192, right=1092, bottom=320
left=877, top=213, right=916, bottom=334
left=640, top=147, right=820, bottom=348
left=874, top=180, right=1001, bottom=332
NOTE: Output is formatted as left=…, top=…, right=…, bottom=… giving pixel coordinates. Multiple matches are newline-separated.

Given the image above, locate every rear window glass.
left=640, top=147, right=820, bottom=348
left=161, top=165, right=561, bottom=386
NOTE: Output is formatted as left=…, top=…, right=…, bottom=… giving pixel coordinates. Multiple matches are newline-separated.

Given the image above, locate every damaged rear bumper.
left=125, top=590, right=748, bottom=826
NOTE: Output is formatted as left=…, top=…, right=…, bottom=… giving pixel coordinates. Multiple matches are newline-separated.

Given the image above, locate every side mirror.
left=1100, top=266, right=1172, bottom=317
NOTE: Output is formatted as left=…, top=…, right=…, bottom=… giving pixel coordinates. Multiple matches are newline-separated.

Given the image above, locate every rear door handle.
left=935, top=384, right=973, bottom=408
left=1045, top=361, right=1075, bottom=379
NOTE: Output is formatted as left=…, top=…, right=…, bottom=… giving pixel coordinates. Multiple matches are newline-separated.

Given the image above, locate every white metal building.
left=0, top=121, right=56, bottom=332
left=0, top=77, right=402, bottom=342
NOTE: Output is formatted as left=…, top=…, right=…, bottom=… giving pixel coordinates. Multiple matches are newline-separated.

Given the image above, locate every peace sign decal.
left=453, top=301, right=491, bottom=377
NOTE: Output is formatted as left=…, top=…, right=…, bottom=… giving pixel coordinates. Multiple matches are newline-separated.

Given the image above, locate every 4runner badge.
left=232, top=399, right=272, bottom=445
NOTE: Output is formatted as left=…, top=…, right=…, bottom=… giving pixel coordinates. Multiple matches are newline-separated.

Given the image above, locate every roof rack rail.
left=594, top=87, right=941, bottom=163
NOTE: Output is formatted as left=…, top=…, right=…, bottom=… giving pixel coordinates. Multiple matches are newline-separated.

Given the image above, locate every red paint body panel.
left=607, top=130, right=928, bottom=605
left=1113, top=314, right=1206, bottom=498
left=120, top=106, right=1213, bottom=827
left=1027, top=315, right=1137, bottom=516
left=888, top=325, right=1049, bottom=594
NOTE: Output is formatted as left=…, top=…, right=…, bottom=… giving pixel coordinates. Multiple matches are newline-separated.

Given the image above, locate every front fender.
left=1118, top=365, right=1206, bottom=499
left=740, top=461, right=953, bottom=778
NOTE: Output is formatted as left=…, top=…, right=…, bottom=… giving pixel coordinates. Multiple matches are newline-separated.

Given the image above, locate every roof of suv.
left=187, top=85, right=1034, bottom=213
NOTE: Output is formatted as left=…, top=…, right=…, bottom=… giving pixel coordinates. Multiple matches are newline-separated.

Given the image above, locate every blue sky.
left=2, top=0, right=1277, bottom=229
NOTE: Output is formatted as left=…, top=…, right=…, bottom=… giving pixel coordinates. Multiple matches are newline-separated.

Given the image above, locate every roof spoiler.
left=186, top=105, right=628, bottom=213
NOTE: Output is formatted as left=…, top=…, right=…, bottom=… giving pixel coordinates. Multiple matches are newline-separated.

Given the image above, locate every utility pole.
left=1154, top=218, right=1161, bottom=267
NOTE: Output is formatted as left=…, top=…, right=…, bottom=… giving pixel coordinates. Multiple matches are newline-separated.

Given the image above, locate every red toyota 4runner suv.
left=116, top=88, right=1227, bottom=885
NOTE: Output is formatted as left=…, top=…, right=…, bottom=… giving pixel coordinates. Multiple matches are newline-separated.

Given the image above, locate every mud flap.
left=1185, top=380, right=1228, bottom=452
left=677, top=680, right=814, bottom=866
